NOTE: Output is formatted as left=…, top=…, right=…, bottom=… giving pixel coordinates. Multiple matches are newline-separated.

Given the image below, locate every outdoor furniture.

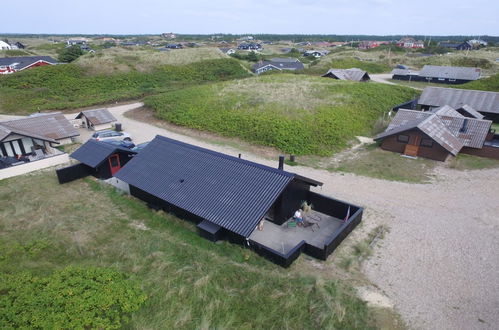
left=28, top=149, right=45, bottom=161
left=302, top=220, right=319, bottom=232
left=287, top=220, right=297, bottom=230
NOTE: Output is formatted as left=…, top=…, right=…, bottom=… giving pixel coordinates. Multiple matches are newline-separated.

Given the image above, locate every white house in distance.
left=0, top=40, right=11, bottom=50
left=219, top=48, right=236, bottom=55
left=75, top=109, right=117, bottom=131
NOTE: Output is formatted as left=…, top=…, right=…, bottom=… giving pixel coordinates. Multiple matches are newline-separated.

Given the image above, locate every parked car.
left=102, top=140, right=135, bottom=149
left=131, top=142, right=149, bottom=152
left=90, top=130, right=132, bottom=142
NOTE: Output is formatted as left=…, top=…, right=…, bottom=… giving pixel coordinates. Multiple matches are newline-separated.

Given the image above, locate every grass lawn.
left=145, top=74, right=415, bottom=156
left=328, top=145, right=436, bottom=183
left=0, top=172, right=376, bottom=329
left=491, top=123, right=499, bottom=132
left=448, top=154, right=499, bottom=170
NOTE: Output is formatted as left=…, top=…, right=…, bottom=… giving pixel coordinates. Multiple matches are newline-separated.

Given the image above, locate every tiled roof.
left=76, top=109, right=117, bottom=125
left=376, top=108, right=492, bottom=152
left=431, top=105, right=465, bottom=118
left=456, top=105, right=484, bottom=119
left=0, top=112, right=78, bottom=142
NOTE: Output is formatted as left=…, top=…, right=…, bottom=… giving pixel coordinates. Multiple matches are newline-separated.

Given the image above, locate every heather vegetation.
left=146, top=74, right=415, bottom=155
left=0, top=58, right=249, bottom=114
left=458, top=73, right=499, bottom=92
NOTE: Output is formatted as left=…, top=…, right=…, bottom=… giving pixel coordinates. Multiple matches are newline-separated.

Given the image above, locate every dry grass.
left=218, top=74, right=349, bottom=113
left=0, top=171, right=376, bottom=329
left=76, top=47, right=229, bottom=75
left=314, top=47, right=499, bottom=76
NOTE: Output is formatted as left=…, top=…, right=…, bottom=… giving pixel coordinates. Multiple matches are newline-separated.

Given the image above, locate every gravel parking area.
left=82, top=103, right=499, bottom=329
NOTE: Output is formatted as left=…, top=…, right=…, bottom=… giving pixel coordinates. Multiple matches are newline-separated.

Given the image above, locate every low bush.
left=457, top=73, right=499, bottom=92
left=306, top=57, right=391, bottom=75
left=0, top=58, right=250, bottom=114
left=451, top=57, right=493, bottom=69
left=146, top=74, right=414, bottom=155
left=0, top=266, right=146, bottom=329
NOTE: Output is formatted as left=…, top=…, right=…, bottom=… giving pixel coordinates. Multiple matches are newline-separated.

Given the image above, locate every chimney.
left=278, top=155, right=285, bottom=170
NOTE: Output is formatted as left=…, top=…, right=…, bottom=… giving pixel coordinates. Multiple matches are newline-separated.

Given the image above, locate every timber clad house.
left=438, top=41, right=473, bottom=50
left=0, top=56, right=57, bottom=75
left=375, top=106, right=499, bottom=161
left=0, top=113, right=79, bottom=179
left=392, top=65, right=481, bottom=84
left=59, top=135, right=363, bottom=266
left=396, top=37, right=425, bottom=49
left=252, top=58, right=304, bottom=75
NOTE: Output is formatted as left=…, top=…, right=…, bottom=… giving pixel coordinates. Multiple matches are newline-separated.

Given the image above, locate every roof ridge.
left=155, top=135, right=294, bottom=177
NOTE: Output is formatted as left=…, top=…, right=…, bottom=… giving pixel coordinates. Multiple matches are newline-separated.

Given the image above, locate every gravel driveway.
left=96, top=103, right=499, bottom=329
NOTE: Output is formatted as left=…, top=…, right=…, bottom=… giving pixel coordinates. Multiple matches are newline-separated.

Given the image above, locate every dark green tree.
left=58, top=45, right=84, bottom=63
left=246, top=51, right=259, bottom=62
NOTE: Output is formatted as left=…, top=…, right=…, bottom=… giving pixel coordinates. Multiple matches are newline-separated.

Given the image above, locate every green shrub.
left=58, top=45, right=84, bottom=63
left=0, top=50, right=31, bottom=57
left=306, top=58, right=391, bottom=75
left=0, top=58, right=249, bottom=114
left=451, top=57, right=492, bottom=69
left=0, top=266, right=146, bottom=329
left=146, top=75, right=415, bottom=155
left=457, top=73, right=499, bottom=92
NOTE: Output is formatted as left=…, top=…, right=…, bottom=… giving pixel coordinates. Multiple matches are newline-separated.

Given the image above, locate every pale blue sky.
left=2, top=0, right=498, bottom=35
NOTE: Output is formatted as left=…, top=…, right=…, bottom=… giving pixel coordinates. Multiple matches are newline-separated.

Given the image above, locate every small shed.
left=75, top=109, right=117, bottom=131
left=58, top=140, right=136, bottom=183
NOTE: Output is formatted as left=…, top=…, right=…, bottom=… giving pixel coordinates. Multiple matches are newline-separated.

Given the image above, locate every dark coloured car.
left=102, top=140, right=135, bottom=149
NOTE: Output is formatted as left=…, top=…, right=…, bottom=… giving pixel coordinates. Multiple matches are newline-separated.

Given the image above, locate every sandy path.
left=371, top=73, right=423, bottom=90
left=94, top=103, right=499, bottom=329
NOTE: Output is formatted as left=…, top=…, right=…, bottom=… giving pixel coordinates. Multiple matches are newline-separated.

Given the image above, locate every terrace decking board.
left=249, top=211, right=343, bottom=255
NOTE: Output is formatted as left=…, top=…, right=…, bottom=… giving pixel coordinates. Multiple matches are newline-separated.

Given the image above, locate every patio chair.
left=302, top=219, right=320, bottom=232
left=31, top=149, right=45, bottom=161
left=287, top=220, right=297, bottom=230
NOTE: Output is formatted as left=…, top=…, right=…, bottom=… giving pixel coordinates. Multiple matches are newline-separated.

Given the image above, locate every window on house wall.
left=3, top=142, right=14, bottom=157
left=438, top=78, right=445, bottom=81
left=420, top=138, right=434, bottom=147
left=397, top=134, right=409, bottom=143
left=21, top=138, right=34, bottom=154
left=10, top=140, right=22, bottom=156
left=449, top=79, right=456, bottom=82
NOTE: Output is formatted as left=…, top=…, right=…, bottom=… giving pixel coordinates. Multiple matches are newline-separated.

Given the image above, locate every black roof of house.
left=71, top=140, right=136, bottom=168
left=419, top=87, right=499, bottom=115
left=0, top=56, right=57, bottom=70
left=252, top=59, right=304, bottom=72
left=115, top=135, right=321, bottom=238
left=419, top=65, right=481, bottom=81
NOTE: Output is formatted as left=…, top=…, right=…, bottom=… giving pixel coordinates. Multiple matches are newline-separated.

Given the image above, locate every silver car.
left=90, top=130, right=132, bottom=142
